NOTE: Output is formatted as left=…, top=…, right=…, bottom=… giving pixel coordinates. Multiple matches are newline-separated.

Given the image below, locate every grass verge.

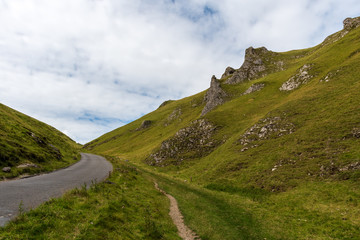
left=0, top=157, right=180, bottom=240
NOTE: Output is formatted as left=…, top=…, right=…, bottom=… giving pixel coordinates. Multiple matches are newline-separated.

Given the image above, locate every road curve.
left=0, top=153, right=112, bottom=227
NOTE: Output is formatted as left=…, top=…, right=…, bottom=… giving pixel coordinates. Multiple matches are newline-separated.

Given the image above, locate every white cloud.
left=0, top=0, right=359, bottom=143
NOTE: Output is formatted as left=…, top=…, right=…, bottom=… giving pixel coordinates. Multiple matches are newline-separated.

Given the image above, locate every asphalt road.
left=0, top=153, right=113, bottom=227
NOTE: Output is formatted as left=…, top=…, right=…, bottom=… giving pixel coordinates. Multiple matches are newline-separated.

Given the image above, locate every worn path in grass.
left=154, top=182, right=199, bottom=240
left=0, top=153, right=112, bottom=227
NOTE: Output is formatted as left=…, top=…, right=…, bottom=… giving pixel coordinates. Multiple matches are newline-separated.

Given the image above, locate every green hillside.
left=84, top=17, right=360, bottom=239
left=0, top=103, right=80, bottom=179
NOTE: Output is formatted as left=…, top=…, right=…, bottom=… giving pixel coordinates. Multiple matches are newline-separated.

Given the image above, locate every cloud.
left=0, top=0, right=359, bottom=143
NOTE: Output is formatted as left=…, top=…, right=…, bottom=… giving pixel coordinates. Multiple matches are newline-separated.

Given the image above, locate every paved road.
left=0, top=153, right=112, bottom=227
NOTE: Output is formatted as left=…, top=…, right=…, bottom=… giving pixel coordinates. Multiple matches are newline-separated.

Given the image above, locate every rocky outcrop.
left=201, top=76, right=227, bottom=116
left=225, top=47, right=269, bottom=84
left=221, top=67, right=236, bottom=79
left=2, top=167, right=11, bottom=173
left=239, top=116, right=295, bottom=151
left=146, top=119, right=219, bottom=166
left=343, top=17, right=360, bottom=31
left=243, top=83, right=265, bottom=95
left=136, top=120, right=152, bottom=130
left=279, top=64, right=313, bottom=91
left=322, top=17, right=360, bottom=46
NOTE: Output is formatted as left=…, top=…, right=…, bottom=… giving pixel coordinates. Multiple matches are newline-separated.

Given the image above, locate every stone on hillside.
left=137, top=120, right=152, bottom=130
left=221, top=66, right=236, bottom=79
left=146, top=119, right=219, bottom=166
left=239, top=116, right=295, bottom=151
left=201, top=75, right=227, bottom=116
left=343, top=17, right=360, bottom=31
left=352, top=128, right=360, bottom=138
left=17, top=163, right=39, bottom=169
left=243, top=83, right=265, bottom=95
left=225, top=47, right=269, bottom=84
left=279, top=64, right=313, bottom=91
left=2, top=167, right=11, bottom=173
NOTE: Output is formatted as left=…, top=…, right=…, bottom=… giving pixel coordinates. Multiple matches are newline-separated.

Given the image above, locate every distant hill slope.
left=0, top=103, right=80, bottom=179
left=85, top=17, right=360, bottom=239
left=86, top=17, right=360, bottom=188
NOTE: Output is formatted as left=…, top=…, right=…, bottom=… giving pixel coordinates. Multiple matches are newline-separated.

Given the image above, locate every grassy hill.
left=0, top=103, right=80, bottom=179
left=83, top=17, right=360, bottom=239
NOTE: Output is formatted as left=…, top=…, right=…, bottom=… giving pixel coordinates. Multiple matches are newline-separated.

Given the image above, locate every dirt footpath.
left=154, top=182, right=200, bottom=240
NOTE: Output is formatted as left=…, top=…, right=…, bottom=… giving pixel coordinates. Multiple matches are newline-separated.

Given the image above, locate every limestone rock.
left=243, top=83, right=265, bottom=95
left=323, top=17, right=360, bottom=46
left=352, top=128, right=360, bottom=138
left=2, top=167, right=11, bottom=173
left=343, top=17, right=360, bottom=31
left=279, top=64, right=313, bottom=91
left=146, top=119, right=219, bottom=166
left=239, top=116, right=295, bottom=151
left=225, top=47, right=269, bottom=84
left=221, top=67, right=236, bottom=79
left=137, top=120, right=152, bottom=130
left=201, top=75, right=227, bottom=116
left=17, top=163, right=39, bottom=169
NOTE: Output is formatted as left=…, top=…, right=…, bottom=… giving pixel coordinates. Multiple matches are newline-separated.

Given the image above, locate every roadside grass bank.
left=0, top=157, right=180, bottom=240
left=0, top=103, right=81, bottom=180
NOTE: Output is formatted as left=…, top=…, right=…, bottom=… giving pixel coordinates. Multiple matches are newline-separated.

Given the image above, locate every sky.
left=0, top=0, right=359, bottom=144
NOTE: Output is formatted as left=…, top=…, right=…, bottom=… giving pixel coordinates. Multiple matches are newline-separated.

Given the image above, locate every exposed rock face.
left=137, top=120, right=152, bottom=130
left=243, top=83, right=265, bottom=95
left=323, top=17, right=360, bottom=46
left=221, top=66, right=236, bottom=79
left=146, top=119, right=219, bottom=166
left=239, top=116, right=295, bottom=151
left=279, top=64, right=313, bottom=91
left=201, top=76, right=227, bottom=116
left=343, top=17, right=360, bottom=31
left=225, top=47, right=269, bottom=84
left=2, top=167, right=11, bottom=173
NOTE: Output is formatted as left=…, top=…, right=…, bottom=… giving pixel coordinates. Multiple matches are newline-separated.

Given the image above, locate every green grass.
left=82, top=24, right=360, bottom=239
left=0, top=103, right=80, bottom=179
left=3, top=20, right=360, bottom=239
left=0, top=158, right=180, bottom=240
left=143, top=167, right=360, bottom=240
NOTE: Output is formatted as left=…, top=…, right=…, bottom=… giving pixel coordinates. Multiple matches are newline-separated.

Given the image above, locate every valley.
left=1, top=17, right=360, bottom=240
